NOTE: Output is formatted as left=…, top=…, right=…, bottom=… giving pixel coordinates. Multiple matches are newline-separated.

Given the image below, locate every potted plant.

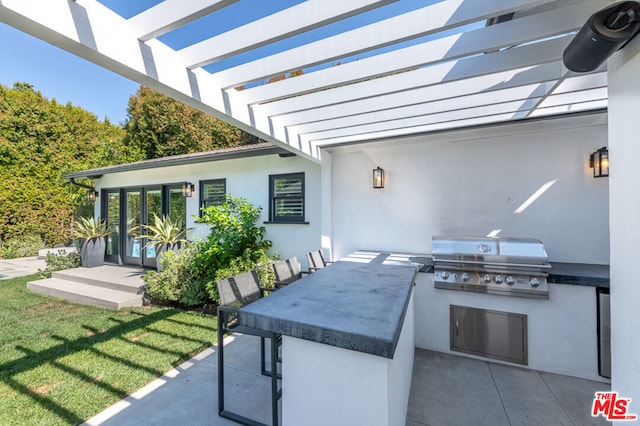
left=139, top=214, right=191, bottom=271
left=73, top=217, right=110, bottom=267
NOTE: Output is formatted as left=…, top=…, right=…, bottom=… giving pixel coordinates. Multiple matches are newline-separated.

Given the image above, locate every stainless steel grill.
left=432, top=235, right=551, bottom=299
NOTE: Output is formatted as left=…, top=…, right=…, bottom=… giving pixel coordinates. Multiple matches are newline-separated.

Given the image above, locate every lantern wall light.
left=590, top=147, right=609, bottom=178
left=87, top=190, right=99, bottom=202
left=182, top=182, right=195, bottom=197
left=373, top=167, right=385, bottom=189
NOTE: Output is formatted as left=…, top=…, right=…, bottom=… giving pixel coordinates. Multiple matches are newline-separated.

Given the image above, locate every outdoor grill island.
left=238, top=253, right=419, bottom=426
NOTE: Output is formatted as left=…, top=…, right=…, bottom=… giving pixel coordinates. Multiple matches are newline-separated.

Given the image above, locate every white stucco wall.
left=94, top=153, right=322, bottom=264
left=608, top=35, right=640, bottom=407
left=281, top=291, right=414, bottom=426
left=327, top=113, right=610, bottom=264
left=326, top=114, right=610, bottom=381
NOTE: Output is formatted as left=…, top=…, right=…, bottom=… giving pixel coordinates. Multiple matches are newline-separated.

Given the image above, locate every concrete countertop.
left=238, top=255, right=417, bottom=359
left=548, top=262, right=609, bottom=288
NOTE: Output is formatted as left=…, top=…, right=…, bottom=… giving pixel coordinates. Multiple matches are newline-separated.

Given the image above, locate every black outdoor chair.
left=272, top=257, right=308, bottom=287
left=216, top=270, right=281, bottom=426
left=306, top=249, right=333, bottom=273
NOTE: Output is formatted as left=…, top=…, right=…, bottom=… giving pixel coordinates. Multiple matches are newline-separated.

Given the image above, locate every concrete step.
left=27, top=278, right=143, bottom=310
left=52, top=265, right=145, bottom=294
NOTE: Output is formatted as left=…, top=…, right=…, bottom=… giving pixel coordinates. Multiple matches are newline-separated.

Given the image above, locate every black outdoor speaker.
left=563, top=1, right=640, bottom=72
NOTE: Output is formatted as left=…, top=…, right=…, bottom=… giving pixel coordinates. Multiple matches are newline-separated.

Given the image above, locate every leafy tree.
left=123, top=86, right=260, bottom=159
left=0, top=82, right=142, bottom=246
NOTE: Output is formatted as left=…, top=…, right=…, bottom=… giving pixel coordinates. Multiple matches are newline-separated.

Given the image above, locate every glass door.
left=104, top=190, right=120, bottom=264
left=108, top=185, right=188, bottom=267
left=143, top=188, right=162, bottom=268
left=123, top=189, right=142, bottom=265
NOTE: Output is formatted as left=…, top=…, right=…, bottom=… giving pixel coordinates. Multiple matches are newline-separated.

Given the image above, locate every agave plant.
left=72, top=217, right=110, bottom=267
left=142, top=214, right=191, bottom=250
left=72, top=217, right=110, bottom=241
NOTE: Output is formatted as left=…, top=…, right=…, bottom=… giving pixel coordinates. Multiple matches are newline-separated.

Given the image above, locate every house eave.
left=63, top=143, right=292, bottom=180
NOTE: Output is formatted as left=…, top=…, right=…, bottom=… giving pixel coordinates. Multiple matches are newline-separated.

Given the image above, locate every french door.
left=103, top=185, right=185, bottom=267
left=104, top=190, right=120, bottom=264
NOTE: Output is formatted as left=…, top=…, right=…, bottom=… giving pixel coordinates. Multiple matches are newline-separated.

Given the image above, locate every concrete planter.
left=80, top=238, right=106, bottom=268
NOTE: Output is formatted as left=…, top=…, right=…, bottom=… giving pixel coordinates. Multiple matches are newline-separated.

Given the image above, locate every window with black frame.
left=200, top=179, right=226, bottom=216
left=269, top=172, right=306, bottom=223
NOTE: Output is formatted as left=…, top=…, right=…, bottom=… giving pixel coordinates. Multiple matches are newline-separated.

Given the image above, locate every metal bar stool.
left=217, top=270, right=281, bottom=426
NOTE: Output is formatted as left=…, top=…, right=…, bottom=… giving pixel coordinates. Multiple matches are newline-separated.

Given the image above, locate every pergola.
left=0, top=0, right=612, bottom=162
left=3, top=0, right=640, bottom=411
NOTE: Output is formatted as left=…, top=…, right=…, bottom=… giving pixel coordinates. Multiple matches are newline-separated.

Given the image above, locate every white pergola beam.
left=308, top=98, right=607, bottom=151
left=129, top=0, right=239, bottom=42
left=0, top=0, right=615, bottom=160
left=256, top=36, right=571, bottom=143
left=177, top=0, right=396, bottom=69
left=211, top=0, right=556, bottom=89
left=289, top=72, right=607, bottom=136
left=274, top=63, right=563, bottom=129
left=0, top=0, right=320, bottom=162
left=299, top=84, right=607, bottom=145
left=287, top=83, right=560, bottom=136
left=236, top=0, right=606, bottom=106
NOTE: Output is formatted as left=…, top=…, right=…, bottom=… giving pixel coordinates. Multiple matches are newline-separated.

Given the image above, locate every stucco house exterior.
left=65, top=143, right=323, bottom=268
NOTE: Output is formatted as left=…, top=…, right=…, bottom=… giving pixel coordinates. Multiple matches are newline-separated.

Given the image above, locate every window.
left=200, top=179, right=226, bottom=215
left=167, top=186, right=186, bottom=223
left=269, top=172, right=305, bottom=223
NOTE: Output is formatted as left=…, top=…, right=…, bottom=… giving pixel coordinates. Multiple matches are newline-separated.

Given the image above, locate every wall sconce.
left=590, top=147, right=609, bottom=178
left=182, top=182, right=195, bottom=197
left=373, top=167, right=385, bottom=189
left=86, top=190, right=99, bottom=202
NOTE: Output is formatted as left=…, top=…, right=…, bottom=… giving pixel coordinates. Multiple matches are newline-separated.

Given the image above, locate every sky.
left=0, top=22, right=138, bottom=125
left=0, top=0, right=447, bottom=125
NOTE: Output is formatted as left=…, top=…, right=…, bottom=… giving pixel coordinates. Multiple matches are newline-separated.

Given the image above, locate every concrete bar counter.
left=239, top=252, right=418, bottom=426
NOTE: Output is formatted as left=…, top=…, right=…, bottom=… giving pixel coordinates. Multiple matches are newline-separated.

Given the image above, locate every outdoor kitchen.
left=325, top=112, right=611, bottom=384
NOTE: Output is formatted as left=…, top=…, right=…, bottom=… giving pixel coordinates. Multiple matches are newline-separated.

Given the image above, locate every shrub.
left=0, top=235, right=46, bottom=259
left=142, top=244, right=207, bottom=306
left=194, top=195, right=272, bottom=297
left=142, top=195, right=275, bottom=306
left=37, top=250, right=82, bottom=278
left=206, top=248, right=276, bottom=302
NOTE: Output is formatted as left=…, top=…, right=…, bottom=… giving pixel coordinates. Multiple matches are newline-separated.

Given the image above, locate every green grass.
left=0, top=275, right=217, bottom=425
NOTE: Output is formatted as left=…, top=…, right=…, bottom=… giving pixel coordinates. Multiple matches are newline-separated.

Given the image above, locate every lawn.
left=0, top=275, right=217, bottom=425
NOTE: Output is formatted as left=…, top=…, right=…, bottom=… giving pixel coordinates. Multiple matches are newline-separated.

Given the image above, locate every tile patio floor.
left=83, top=334, right=611, bottom=426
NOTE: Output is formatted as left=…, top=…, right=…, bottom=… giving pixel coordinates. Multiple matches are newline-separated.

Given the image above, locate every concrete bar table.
left=239, top=253, right=418, bottom=426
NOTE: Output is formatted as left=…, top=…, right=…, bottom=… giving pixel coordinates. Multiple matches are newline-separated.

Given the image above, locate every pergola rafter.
left=0, top=0, right=616, bottom=161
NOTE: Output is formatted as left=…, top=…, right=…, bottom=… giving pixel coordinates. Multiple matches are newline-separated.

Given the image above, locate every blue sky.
left=0, top=22, right=138, bottom=125
left=0, top=0, right=448, bottom=125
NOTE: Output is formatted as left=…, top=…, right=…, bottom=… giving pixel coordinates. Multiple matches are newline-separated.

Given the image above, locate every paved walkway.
left=81, top=334, right=610, bottom=426
left=0, top=256, right=46, bottom=279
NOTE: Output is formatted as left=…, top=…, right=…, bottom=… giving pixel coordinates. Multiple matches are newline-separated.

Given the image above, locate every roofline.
left=64, top=143, right=292, bottom=179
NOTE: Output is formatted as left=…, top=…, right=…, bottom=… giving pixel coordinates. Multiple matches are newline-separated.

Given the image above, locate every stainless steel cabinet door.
left=451, top=305, right=527, bottom=365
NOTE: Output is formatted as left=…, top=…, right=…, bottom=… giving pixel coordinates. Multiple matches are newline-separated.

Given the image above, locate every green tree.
left=123, top=86, right=260, bottom=159
left=0, top=82, right=141, bottom=246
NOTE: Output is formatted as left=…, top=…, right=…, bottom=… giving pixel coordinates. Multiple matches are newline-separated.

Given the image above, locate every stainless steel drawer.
left=451, top=305, right=528, bottom=365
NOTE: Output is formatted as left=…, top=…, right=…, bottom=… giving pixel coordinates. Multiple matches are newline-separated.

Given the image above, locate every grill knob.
left=482, top=274, right=492, bottom=283
left=505, top=276, right=515, bottom=285
left=441, top=271, right=450, bottom=280
left=460, top=272, right=470, bottom=282
left=494, top=275, right=503, bottom=284
left=530, top=277, right=540, bottom=287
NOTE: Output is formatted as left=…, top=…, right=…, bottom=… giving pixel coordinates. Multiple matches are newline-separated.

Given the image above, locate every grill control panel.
left=434, top=270, right=549, bottom=299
